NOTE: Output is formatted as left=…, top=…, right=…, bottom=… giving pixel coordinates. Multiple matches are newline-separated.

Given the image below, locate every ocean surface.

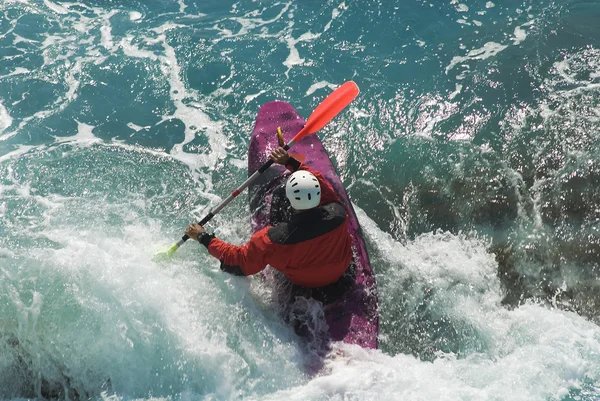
left=2, top=0, right=600, bottom=400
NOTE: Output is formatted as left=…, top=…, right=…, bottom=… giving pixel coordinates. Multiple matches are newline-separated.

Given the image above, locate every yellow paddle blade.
left=152, top=243, right=180, bottom=262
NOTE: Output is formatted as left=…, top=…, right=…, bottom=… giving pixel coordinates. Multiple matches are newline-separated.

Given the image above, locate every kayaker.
left=185, top=147, right=353, bottom=289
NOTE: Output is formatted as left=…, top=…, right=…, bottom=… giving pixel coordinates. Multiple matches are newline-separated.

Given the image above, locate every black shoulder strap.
left=267, top=202, right=346, bottom=244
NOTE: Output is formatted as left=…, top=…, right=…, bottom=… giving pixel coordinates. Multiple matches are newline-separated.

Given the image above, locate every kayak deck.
left=247, top=101, right=379, bottom=351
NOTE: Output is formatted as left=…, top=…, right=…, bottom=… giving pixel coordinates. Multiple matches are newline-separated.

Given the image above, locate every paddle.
left=153, top=81, right=360, bottom=261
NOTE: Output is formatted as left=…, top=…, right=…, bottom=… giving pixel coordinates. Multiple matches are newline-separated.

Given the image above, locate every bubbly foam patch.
left=0, top=102, right=12, bottom=134
left=305, top=81, right=337, bottom=96
left=0, top=1, right=231, bottom=197
left=445, top=41, right=508, bottom=74
left=342, top=205, right=600, bottom=401
left=53, top=121, right=101, bottom=147
left=129, top=11, right=142, bottom=22
left=0, top=143, right=305, bottom=397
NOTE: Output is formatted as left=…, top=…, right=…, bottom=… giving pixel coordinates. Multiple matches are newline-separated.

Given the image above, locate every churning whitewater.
left=2, top=0, right=600, bottom=400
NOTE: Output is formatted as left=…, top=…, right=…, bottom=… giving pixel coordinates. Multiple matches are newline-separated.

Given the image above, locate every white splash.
left=308, top=206, right=600, bottom=401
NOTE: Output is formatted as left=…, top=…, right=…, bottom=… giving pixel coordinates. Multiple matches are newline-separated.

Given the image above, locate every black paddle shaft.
left=180, top=144, right=290, bottom=242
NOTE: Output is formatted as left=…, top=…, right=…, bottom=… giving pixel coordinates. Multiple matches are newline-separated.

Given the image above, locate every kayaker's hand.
left=270, top=147, right=290, bottom=165
left=185, top=223, right=206, bottom=241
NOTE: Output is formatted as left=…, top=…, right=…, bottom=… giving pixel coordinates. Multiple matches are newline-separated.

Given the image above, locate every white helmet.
left=285, top=171, right=321, bottom=210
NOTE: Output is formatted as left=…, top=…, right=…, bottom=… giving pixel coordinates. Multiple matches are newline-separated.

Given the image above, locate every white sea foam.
left=62, top=60, right=82, bottom=107
left=228, top=158, right=246, bottom=169
left=130, top=11, right=142, bottom=22
left=150, top=23, right=186, bottom=35
left=119, top=35, right=159, bottom=60
left=305, top=81, right=337, bottom=96
left=127, top=122, right=151, bottom=132
left=0, top=145, right=34, bottom=162
left=0, top=174, right=302, bottom=395
left=324, top=2, right=345, bottom=32
left=445, top=41, right=508, bottom=74
left=448, top=83, right=463, bottom=99
left=456, top=3, right=469, bottom=12
left=178, top=0, right=187, bottom=14
left=244, top=90, right=268, bottom=104
left=99, top=10, right=118, bottom=51
left=0, top=102, right=12, bottom=134
left=43, top=0, right=69, bottom=14
left=211, top=2, right=336, bottom=76
left=0, top=67, right=30, bottom=79
left=12, top=34, right=36, bottom=44
left=283, top=30, right=321, bottom=75
left=349, top=107, right=370, bottom=119
left=214, top=2, right=291, bottom=40
left=308, top=206, right=600, bottom=401
left=0, top=247, right=15, bottom=258
left=407, top=93, right=459, bottom=137
left=550, top=48, right=600, bottom=95
left=53, top=121, right=101, bottom=147
left=513, top=25, right=527, bottom=45
left=109, top=25, right=224, bottom=195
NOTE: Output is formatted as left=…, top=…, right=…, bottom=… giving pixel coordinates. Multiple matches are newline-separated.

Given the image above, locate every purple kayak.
left=247, top=101, right=379, bottom=350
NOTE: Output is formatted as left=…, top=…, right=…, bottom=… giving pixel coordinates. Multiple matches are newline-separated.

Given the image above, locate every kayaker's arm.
left=204, top=228, right=271, bottom=277
left=185, top=223, right=268, bottom=276
left=197, top=233, right=244, bottom=275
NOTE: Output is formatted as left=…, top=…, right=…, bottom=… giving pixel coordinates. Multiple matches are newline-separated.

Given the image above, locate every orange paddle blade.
left=292, top=81, right=359, bottom=142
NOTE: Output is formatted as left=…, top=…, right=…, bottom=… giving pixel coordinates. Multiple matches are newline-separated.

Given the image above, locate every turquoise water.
left=2, top=0, right=600, bottom=399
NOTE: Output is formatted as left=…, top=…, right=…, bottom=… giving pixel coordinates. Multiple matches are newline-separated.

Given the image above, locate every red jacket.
left=206, top=162, right=352, bottom=288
